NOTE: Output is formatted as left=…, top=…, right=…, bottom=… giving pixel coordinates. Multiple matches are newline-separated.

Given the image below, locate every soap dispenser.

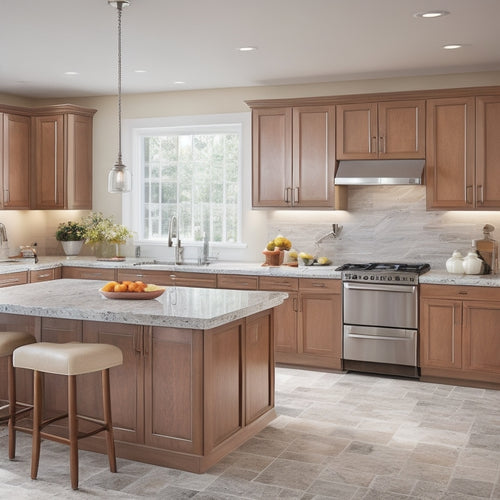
left=463, top=242, right=484, bottom=275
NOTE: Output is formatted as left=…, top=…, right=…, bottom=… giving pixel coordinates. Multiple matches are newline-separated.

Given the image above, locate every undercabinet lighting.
left=238, top=46, right=257, bottom=52
left=134, top=69, right=147, bottom=73
left=64, top=71, right=79, bottom=75
left=443, top=44, right=463, bottom=50
left=414, top=10, right=449, bottom=18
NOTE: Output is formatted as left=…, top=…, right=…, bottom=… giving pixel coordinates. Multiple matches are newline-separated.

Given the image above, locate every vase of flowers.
left=82, top=212, right=133, bottom=259
left=55, top=221, right=86, bottom=257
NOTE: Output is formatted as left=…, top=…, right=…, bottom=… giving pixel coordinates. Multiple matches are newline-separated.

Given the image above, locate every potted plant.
left=55, top=221, right=86, bottom=257
left=82, top=212, right=133, bottom=259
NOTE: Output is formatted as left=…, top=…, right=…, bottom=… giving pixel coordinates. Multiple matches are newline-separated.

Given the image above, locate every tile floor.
left=1, top=367, right=500, bottom=499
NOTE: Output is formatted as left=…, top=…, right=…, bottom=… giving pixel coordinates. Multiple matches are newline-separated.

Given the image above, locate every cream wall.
left=1, top=70, right=500, bottom=260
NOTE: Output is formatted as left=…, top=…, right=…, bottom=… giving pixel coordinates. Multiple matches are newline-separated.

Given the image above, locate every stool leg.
left=68, top=374, right=79, bottom=490
left=7, top=355, right=16, bottom=460
left=31, top=370, right=42, bottom=480
left=102, top=369, right=117, bottom=473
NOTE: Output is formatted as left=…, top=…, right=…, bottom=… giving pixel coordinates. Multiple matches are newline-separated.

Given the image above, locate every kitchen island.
left=0, top=279, right=287, bottom=472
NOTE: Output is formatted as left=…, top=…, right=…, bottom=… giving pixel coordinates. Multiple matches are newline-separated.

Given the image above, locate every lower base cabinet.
left=0, top=310, right=275, bottom=472
left=420, top=284, right=500, bottom=385
left=259, top=277, right=342, bottom=370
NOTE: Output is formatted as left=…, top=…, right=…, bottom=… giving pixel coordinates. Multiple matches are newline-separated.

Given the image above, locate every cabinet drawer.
left=259, top=276, right=298, bottom=291
left=29, top=267, right=61, bottom=283
left=420, top=284, right=500, bottom=301
left=217, top=274, right=258, bottom=290
left=299, top=278, right=340, bottom=292
left=62, top=266, right=116, bottom=281
left=0, top=271, right=28, bottom=288
left=117, top=270, right=217, bottom=288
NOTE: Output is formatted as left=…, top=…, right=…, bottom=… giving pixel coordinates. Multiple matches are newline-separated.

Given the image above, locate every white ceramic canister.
left=463, top=251, right=484, bottom=275
left=446, top=250, right=464, bottom=274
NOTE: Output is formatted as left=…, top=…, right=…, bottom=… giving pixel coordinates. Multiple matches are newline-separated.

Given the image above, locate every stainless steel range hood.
left=335, top=159, right=425, bottom=185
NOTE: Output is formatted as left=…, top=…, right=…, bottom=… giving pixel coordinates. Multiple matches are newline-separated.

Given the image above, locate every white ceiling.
left=2, top=0, right=500, bottom=99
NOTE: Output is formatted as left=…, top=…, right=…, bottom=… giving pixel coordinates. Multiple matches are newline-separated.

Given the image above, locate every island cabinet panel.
left=0, top=314, right=40, bottom=405
left=420, top=284, right=500, bottom=385
left=204, top=321, right=243, bottom=451
left=245, top=311, right=274, bottom=424
left=82, top=321, right=144, bottom=444
left=144, top=327, right=203, bottom=454
left=62, top=266, right=116, bottom=281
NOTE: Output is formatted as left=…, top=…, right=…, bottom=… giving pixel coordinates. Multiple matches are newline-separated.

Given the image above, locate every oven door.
left=343, top=282, right=418, bottom=329
left=343, top=325, right=417, bottom=366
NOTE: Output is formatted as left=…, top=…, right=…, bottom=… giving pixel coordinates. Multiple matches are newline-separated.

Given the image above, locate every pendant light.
left=108, top=0, right=131, bottom=193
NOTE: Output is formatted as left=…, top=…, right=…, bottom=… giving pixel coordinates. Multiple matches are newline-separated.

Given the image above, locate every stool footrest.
left=0, top=402, right=33, bottom=423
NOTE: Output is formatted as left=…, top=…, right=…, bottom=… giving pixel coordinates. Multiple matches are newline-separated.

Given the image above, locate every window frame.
left=122, top=113, right=249, bottom=250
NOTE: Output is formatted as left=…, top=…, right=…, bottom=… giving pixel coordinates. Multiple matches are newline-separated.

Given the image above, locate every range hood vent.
left=335, top=159, right=425, bottom=185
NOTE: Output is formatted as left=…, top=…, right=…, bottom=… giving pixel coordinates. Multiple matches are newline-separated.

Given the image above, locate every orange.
left=102, top=281, right=118, bottom=292
left=114, top=283, right=128, bottom=292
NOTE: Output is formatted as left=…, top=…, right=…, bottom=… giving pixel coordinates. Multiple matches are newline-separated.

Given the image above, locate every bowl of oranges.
left=100, top=280, right=166, bottom=300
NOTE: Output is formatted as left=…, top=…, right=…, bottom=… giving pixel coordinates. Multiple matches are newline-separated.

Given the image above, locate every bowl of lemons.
left=298, top=252, right=315, bottom=266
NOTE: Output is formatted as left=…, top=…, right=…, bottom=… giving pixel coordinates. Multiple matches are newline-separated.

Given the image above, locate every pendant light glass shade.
left=108, top=0, right=131, bottom=193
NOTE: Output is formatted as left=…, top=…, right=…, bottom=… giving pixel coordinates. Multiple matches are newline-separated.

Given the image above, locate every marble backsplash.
left=267, top=186, right=500, bottom=270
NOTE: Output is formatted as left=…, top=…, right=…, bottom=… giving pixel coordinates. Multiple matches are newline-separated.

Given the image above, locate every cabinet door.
left=476, top=96, right=500, bottom=209
left=378, top=100, right=425, bottom=159
left=245, top=311, right=274, bottom=424
left=426, top=98, right=475, bottom=209
left=273, top=292, right=298, bottom=354
left=420, top=298, right=462, bottom=369
left=463, top=300, right=500, bottom=375
left=2, top=114, right=30, bottom=209
left=82, top=321, right=144, bottom=444
left=144, top=327, right=203, bottom=453
left=33, top=114, right=65, bottom=209
left=299, top=291, right=341, bottom=361
left=0, top=271, right=28, bottom=288
left=29, top=267, right=61, bottom=283
left=336, top=103, right=378, bottom=159
left=252, top=107, right=292, bottom=207
left=66, top=114, right=92, bottom=209
left=292, top=106, right=335, bottom=207
left=118, top=269, right=217, bottom=288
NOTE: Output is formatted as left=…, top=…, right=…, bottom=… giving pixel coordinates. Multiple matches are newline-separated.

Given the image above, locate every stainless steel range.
left=336, top=263, right=431, bottom=378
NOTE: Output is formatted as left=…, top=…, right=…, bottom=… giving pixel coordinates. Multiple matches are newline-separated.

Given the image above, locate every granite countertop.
left=0, top=279, right=288, bottom=330
left=3, top=256, right=500, bottom=286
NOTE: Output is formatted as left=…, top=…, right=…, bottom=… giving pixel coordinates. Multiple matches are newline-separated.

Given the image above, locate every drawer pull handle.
left=312, top=283, right=326, bottom=287
left=458, top=291, right=468, bottom=295
left=37, top=273, right=51, bottom=278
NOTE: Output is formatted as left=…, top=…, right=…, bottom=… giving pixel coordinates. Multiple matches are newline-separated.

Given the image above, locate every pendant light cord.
left=117, top=1, right=123, bottom=164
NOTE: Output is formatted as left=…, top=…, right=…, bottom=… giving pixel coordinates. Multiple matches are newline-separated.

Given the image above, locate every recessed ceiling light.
left=414, top=10, right=450, bottom=18
left=64, top=71, right=79, bottom=76
left=238, top=46, right=257, bottom=52
left=134, top=69, right=147, bottom=73
left=443, top=44, right=463, bottom=50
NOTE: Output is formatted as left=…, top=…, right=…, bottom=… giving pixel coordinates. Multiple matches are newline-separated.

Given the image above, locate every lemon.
left=299, top=252, right=313, bottom=260
left=266, top=241, right=275, bottom=251
left=145, top=284, right=164, bottom=292
left=318, top=257, right=331, bottom=265
left=288, top=250, right=298, bottom=259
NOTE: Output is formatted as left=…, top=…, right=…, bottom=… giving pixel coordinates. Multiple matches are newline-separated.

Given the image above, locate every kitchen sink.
left=134, top=260, right=210, bottom=267
left=0, top=259, right=22, bottom=265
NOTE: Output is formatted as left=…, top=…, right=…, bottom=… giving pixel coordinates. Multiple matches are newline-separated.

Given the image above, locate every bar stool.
left=0, top=331, right=36, bottom=460
left=13, top=342, right=123, bottom=490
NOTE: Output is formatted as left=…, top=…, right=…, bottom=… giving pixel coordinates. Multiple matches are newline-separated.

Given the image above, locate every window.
left=124, top=114, right=246, bottom=247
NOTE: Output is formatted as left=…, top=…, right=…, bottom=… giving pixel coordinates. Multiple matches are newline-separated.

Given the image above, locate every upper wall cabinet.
left=336, top=100, right=425, bottom=160
left=426, top=96, right=500, bottom=210
left=251, top=105, right=342, bottom=209
left=0, top=113, right=31, bottom=209
left=32, top=106, right=95, bottom=210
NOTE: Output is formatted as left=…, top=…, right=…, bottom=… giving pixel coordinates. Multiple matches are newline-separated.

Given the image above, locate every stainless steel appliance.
left=337, top=263, right=431, bottom=378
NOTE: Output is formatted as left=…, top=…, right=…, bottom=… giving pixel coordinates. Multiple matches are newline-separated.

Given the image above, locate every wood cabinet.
left=336, top=100, right=425, bottom=159
left=420, top=284, right=500, bottom=385
left=259, top=276, right=342, bottom=370
left=62, top=266, right=116, bottom=281
left=29, top=267, right=61, bottom=283
left=252, top=105, right=341, bottom=208
left=117, top=269, right=217, bottom=288
left=32, top=108, right=95, bottom=209
left=217, top=274, right=258, bottom=290
left=0, top=271, right=28, bottom=288
left=426, top=96, right=500, bottom=210
left=0, top=113, right=31, bottom=209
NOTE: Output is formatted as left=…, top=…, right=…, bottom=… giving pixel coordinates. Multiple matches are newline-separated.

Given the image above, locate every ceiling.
left=2, top=0, right=500, bottom=99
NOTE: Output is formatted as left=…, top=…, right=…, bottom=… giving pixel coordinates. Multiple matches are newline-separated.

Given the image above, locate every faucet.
left=0, top=223, right=8, bottom=246
left=315, top=224, right=343, bottom=245
left=168, top=215, right=183, bottom=264
left=198, top=232, right=210, bottom=265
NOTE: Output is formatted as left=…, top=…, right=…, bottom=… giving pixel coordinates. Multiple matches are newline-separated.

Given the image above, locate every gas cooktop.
left=336, top=263, right=431, bottom=274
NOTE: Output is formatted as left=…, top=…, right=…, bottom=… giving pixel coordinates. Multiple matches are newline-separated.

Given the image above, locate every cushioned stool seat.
left=13, top=342, right=123, bottom=490
left=0, top=331, right=36, bottom=460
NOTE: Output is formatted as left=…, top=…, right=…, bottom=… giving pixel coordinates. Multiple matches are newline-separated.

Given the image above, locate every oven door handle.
left=347, top=333, right=413, bottom=341
left=344, top=283, right=416, bottom=293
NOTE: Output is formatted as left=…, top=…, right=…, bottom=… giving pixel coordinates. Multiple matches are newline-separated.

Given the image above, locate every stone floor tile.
left=447, top=477, right=494, bottom=498
left=253, top=458, right=324, bottom=490
left=306, top=478, right=359, bottom=499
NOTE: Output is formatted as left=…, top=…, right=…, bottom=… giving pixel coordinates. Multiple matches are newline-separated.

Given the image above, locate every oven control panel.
left=342, top=272, right=419, bottom=284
